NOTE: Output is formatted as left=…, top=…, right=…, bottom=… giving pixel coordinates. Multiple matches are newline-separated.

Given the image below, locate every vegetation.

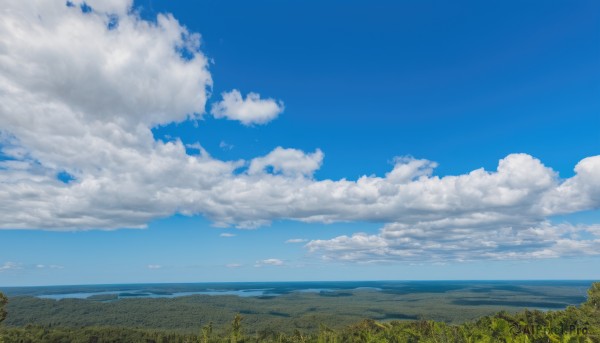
left=0, top=292, right=7, bottom=324
left=0, top=283, right=598, bottom=342
left=1, top=282, right=589, bottom=333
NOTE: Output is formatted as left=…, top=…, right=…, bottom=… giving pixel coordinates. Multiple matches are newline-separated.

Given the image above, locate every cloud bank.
left=0, top=1, right=599, bottom=263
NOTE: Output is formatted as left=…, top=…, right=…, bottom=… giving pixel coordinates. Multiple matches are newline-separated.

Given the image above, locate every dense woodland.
left=0, top=282, right=598, bottom=342
left=1, top=282, right=589, bottom=332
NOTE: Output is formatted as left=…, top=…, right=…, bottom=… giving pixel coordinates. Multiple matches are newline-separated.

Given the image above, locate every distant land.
left=1, top=280, right=593, bottom=333
left=1, top=280, right=592, bottom=304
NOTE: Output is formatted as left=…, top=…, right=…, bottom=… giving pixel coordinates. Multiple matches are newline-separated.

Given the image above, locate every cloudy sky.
left=0, top=0, right=599, bottom=286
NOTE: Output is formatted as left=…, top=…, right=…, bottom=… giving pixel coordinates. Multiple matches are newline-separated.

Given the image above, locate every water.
left=38, top=290, right=275, bottom=300
left=31, top=286, right=346, bottom=300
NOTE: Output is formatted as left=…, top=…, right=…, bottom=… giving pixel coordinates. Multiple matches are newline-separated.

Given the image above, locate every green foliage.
left=230, top=314, right=243, bottom=343
left=583, top=282, right=600, bottom=319
left=201, top=321, right=213, bottom=343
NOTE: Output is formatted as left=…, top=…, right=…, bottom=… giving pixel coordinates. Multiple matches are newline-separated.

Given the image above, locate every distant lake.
left=37, top=288, right=280, bottom=300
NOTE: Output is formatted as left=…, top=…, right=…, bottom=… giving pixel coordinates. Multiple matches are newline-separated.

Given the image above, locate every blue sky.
left=0, top=0, right=599, bottom=286
left=150, top=0, right=599, bottom=177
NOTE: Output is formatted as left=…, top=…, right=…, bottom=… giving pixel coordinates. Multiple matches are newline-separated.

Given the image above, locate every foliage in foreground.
left=0, top=282, right=598, bottom=343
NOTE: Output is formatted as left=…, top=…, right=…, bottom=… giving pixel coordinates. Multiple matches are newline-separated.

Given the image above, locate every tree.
left=0, top=291, right=7, bottom=324
left=201, top=321, right=213, bottom=343
left=582, top=282, right=600, bottom=317
left=230, top=313, right=243, bottom=343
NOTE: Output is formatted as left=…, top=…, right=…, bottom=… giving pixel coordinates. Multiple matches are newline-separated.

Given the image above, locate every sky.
left=0, top=0, right=599, bottom=286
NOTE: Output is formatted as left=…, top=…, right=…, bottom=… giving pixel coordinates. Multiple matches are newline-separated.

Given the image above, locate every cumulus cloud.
left=248, top=147, right=323, bottom=178
left=540, top=156, right=600, bottom=215
left=211, top=90, right=284, bottom=125
left=220, top=232, right=236, bottom=237
left=0, top=0, right=218, bottom=229
left=255, top=258, right=284, bottom=267
left=0, top=1, right=599, bottom=263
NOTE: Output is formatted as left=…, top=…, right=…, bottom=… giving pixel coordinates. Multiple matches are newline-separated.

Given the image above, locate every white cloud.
left=285, top=238, right=308, bottom=243
left=254, top=258, right=284, bottom=267
left=147, top=264, right=162, bottom=269
left=0, top=262, right=22, bottom=272
left=540, top=156, right=600, bottom=215
left=0, top=0, right=219, bottom=229
left=211, top=89, right=284, bottom=125
left=248, top=147, right=323, bottom=178
left=35, top=264, right=64, bottom=269
left=220, top=232, right=236, bottom=237
left=0, top=1, right=599, bottom=263
left=0, top=262, right=63, bottom=271
left=0, top=1, right=210, bottom=131
left=306, top=223, right=600, bottom=263
left=226, top=263, right=242, bottom=268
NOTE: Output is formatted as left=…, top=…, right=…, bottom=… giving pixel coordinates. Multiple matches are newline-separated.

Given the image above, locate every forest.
left=0, top=282, right=598, bottom=342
